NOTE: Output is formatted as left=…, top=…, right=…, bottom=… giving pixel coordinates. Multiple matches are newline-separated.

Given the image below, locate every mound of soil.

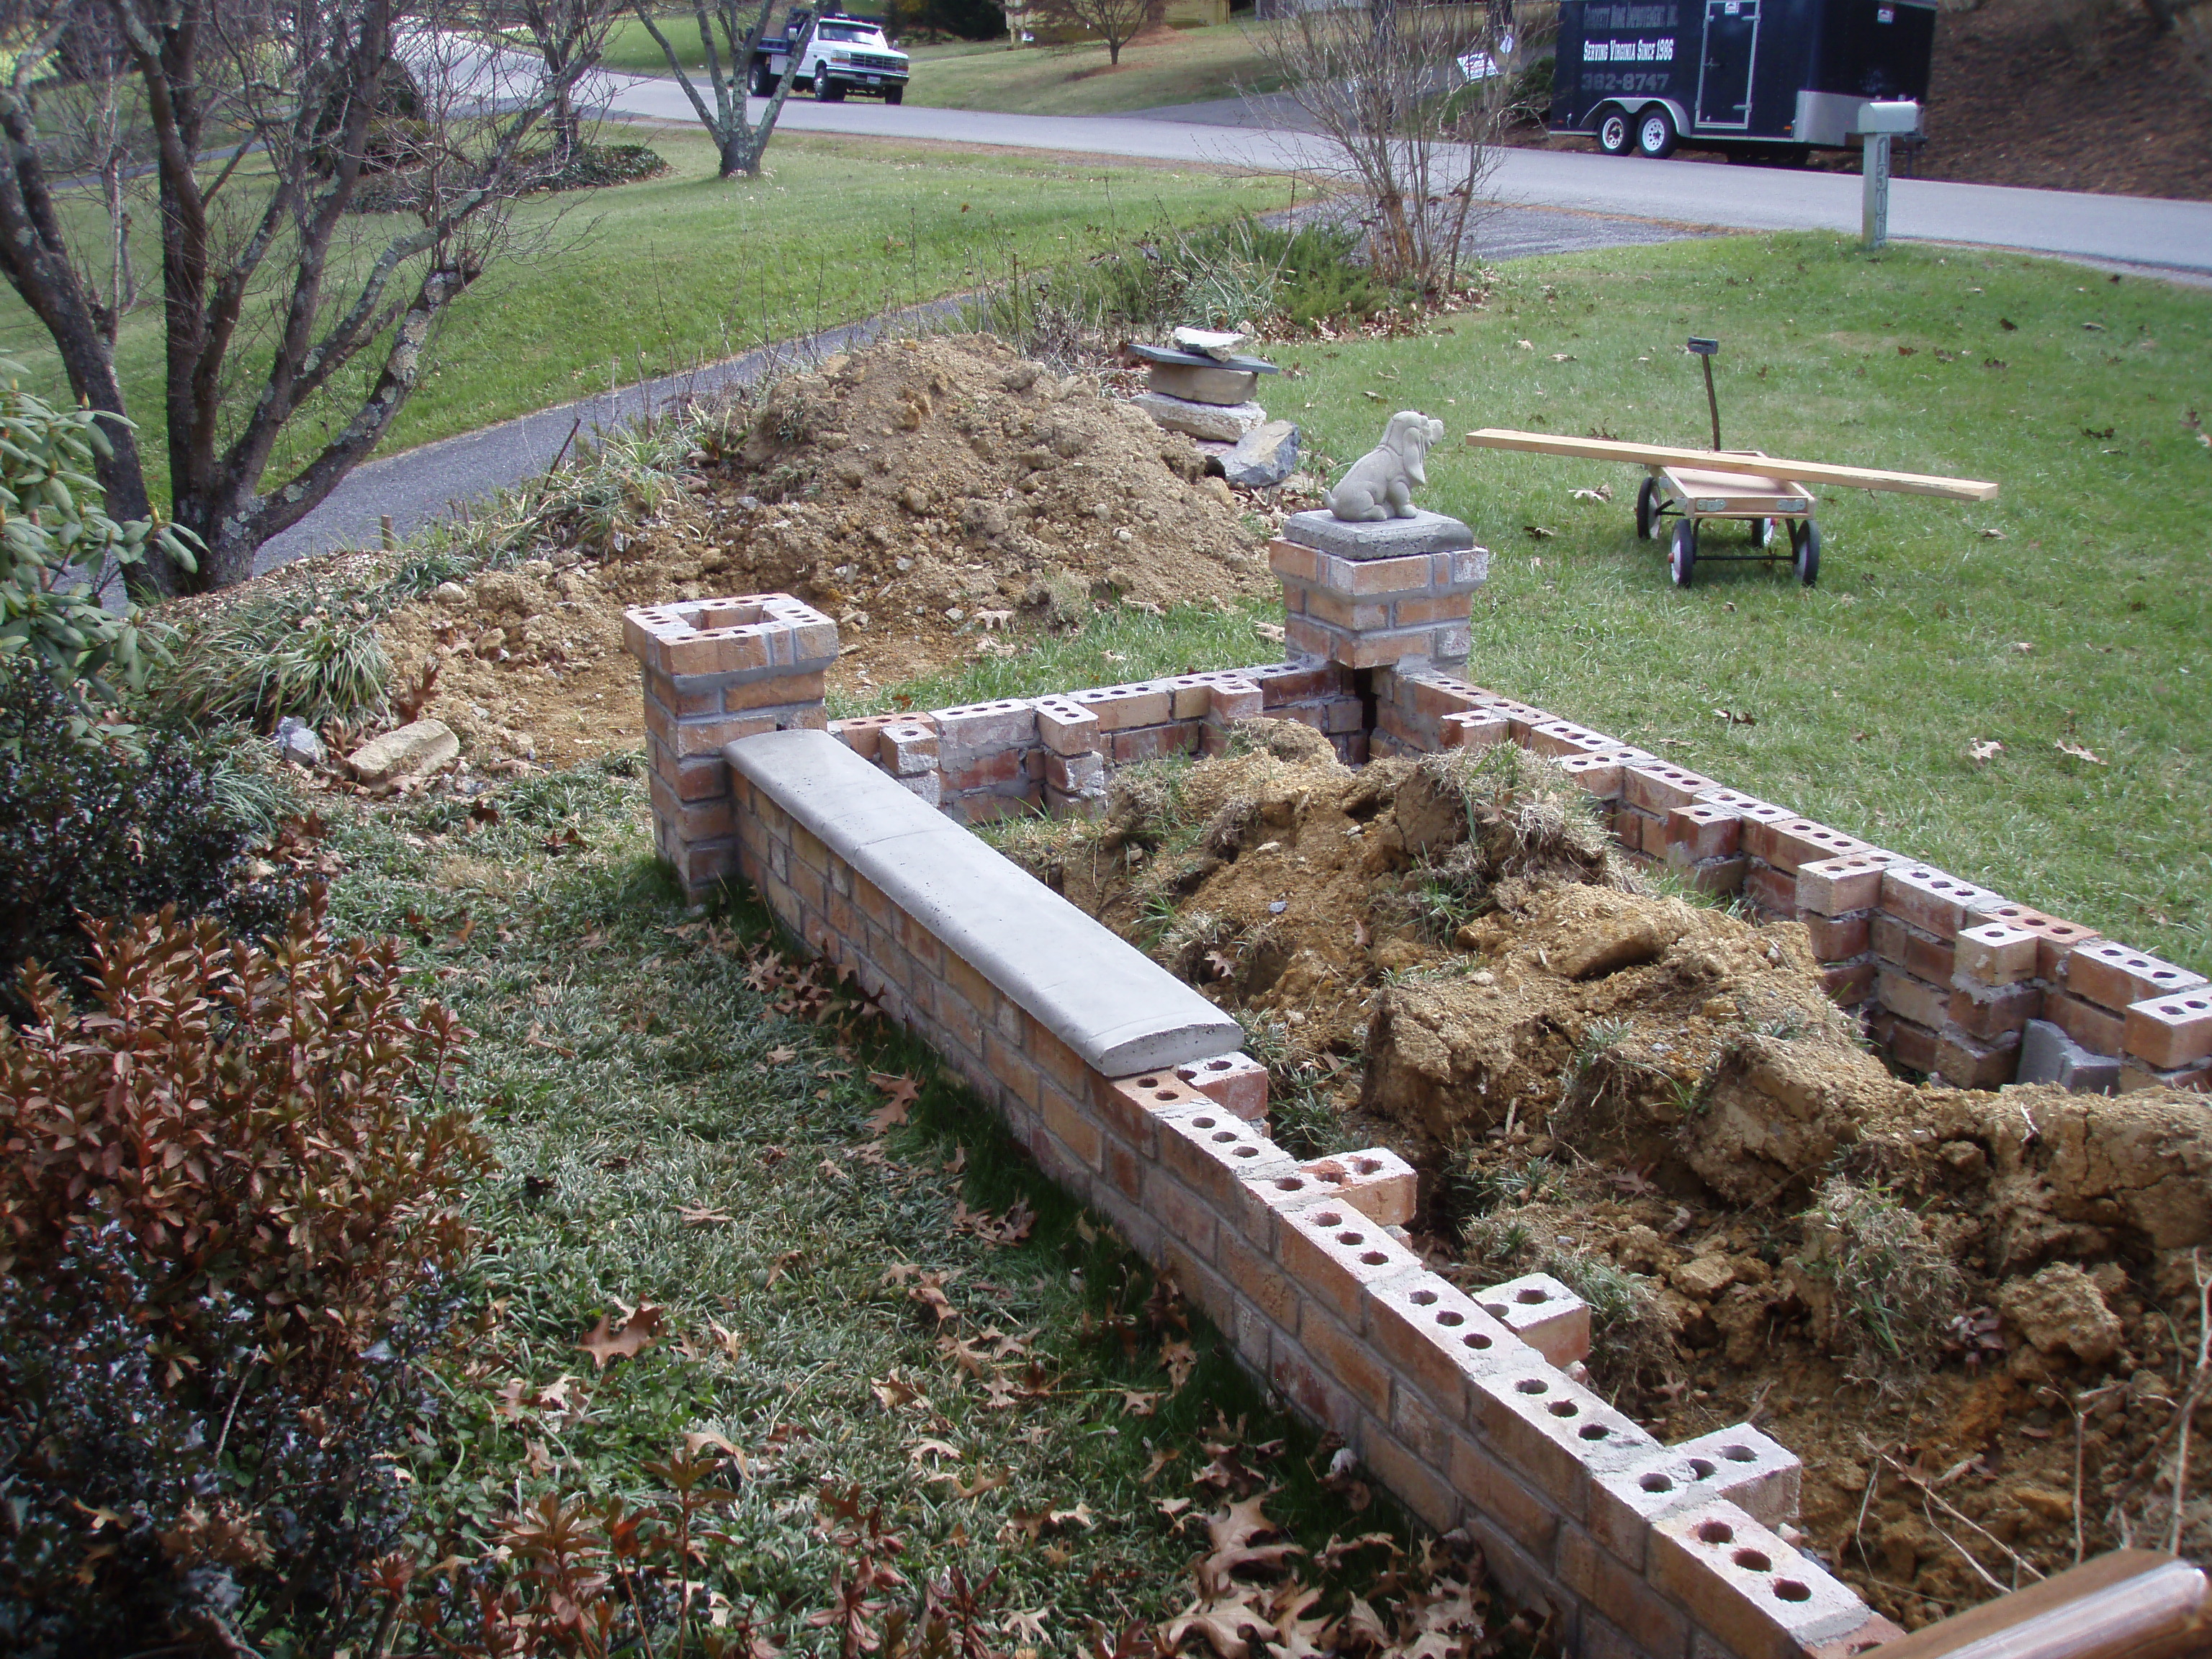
left=375, top=334, right=1275, bottom=768
left=1002, top=727, right=2212, bottom=1630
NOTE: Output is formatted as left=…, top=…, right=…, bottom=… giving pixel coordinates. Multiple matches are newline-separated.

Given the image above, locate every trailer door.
left=1695, top=0, right=1760, bottom=128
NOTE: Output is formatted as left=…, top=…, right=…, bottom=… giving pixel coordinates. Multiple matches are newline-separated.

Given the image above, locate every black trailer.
left=1547, top=0, right=1933, bottom=161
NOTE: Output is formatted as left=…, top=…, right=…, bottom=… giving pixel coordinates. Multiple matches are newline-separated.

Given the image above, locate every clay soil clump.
left=375, top=334, right=1274, bottom=768
left=994, top=724, right=2212, bottom=1631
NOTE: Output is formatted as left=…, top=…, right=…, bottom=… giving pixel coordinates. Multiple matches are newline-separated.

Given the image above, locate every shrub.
left=0, top=359, right=198, bottom=724
left=0, top=670, right=304, bottom=999
left=152, top=583, right=391, bottom=732
left=0, top=901, right=491, bottom=1656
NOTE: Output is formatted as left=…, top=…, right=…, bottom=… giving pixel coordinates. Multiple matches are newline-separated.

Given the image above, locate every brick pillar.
left=622, top=593, right=838, bottom=898
left=1270, top=508, right=1488, bottom=673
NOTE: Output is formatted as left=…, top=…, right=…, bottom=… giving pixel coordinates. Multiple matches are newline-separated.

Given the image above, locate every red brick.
left=1743, top=861, right=1798, bottom=917
left=1794, top=852, right=1896, bottom=917
left=1681, top=855, right=1750, bottom=896
left=1147, top=1171, right=1220, bottom=1259
left=2120, top=1058, right=2212, bottom=1094
left=1157, top=1106, right=1295, bottom=1208
left=1393, top=592, right=1472, bottom=628
left=1218, top=1223, right=1301, bottom=1334
left=725, top=669, right=825, bottom=713
left=1524, top=719, right=1610, bottom=759
left=1267, top=538, right=1321, bottom=583
left=1447, top=1429, right=1560, bottom=1557
left=1948, top=980, right=2044, bottom=1040
left=1366, top=1272, right=1524, bottom=1413
left=1966, top=902, right=2100, bottom=981
left=1822, top=961, right=1876, bottom=1004
left=1323, top=549, right=1435, bottom=595
left=1466, top=1363, right=1658, bottom=1516
left=1954, top=921, right=2040, bottom=988
left=1887, top=1015, right=1941, bottom=1074
left=1745, top=818, right=1875, bottom=876
left=1470, top=1271, right=1592, bottom=1368
left=1555, top=1524, right=1691, bottom=1659
left=1804, top=912, right=1871, bottom=962
left=1276, top=1202, right=1423, bottom=1328
left=1880, top=864, right=2003, bottom=939
left=1269, top=1342, right=1359, bottom=1439
left=2045, top=989, right=2126, bottom=1057
left=1556, top=754, right=1623, bottom=799
left=1872, top=913, right=1955, bottom=985
left=1095, top=1069, right=1207, bottom=1156
left=1296, top=1303, right=1393, bottom=1417
left=1359, top=1425, right=1458, bottom=1532
left=1877, top=967, right=1950, bottom=1031
left=1410, top=677, right=1487, bottom=719
left=942, top=747, right=1028, bottom=793
left=1109, top=722, right=1200, bottom=764
left=1070, top=683, right=1173, bottom=732
left=1622, top=763, right=1719, bottom=816
left=1665, top=802, right=1742, bottom=863
left=2124, top=991, right=2212, bottom=1071
left=1297, top=1148, right=1417, bottom=1226
left=1649, top=1503, right=1873, bottom=1659
left=2063, top=939, right=2208, bottom=1013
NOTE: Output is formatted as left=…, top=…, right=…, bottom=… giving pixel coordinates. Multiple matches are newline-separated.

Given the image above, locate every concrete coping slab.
left=1280, top=508, right=1475, bottom=559
left=724, top=728, right=1244, bottom=1075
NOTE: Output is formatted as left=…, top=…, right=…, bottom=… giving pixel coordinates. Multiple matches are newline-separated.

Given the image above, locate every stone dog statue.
left=1326, top=410, right=1448, bottom=521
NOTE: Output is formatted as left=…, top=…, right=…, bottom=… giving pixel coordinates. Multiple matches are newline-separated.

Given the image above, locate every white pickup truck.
left=749, top=6, right=910, bottom=104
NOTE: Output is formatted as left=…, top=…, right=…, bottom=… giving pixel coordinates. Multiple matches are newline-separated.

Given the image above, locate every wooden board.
left=1466, top=428, right=1999, bottom=503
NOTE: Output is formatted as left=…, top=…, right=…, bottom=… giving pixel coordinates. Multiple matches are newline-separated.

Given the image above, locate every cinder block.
left=1296, top=1148, right=1418, bottom=1227
left=1794, top=853, right=1897, bottom=918
left=2124, top=991, right=2212, bottom=1071
left=1276, top=1202, right=1424, bottom=1328
left=1622, top=763, right=1719, bottom=817
left=1470, top=1272, right=1591, bottom=1368
left=2062, top=939, right=2208, bottom=1013
left=1954, top=921, right=2039, bottom=988
left=2044, top=988, right=2128, bottom=1058
left=1366, top=1272, right=1527, bottom=1415
left=1879, top=864, right=2003, bottom=940
left=1649, top=1503, right=1875, bottom=1659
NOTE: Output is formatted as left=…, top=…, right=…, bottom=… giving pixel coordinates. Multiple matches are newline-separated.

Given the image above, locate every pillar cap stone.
left=1282, top=508, right=1474, bottom=559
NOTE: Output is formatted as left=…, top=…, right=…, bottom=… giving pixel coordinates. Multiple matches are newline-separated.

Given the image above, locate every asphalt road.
left=255, top=77, right=2211, bottom=572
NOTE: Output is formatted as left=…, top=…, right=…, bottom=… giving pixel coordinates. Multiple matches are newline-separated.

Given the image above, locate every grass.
left=871, top=230, right=2211, bottom=976
left=0, top=127, right=1290, bottom=507
left=317, top=761, right=1429, bottom=1642
left=598, top=17, right=1285, bottom=113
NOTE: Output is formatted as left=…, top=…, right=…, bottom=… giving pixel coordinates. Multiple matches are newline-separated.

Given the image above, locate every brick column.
left=622, top=593, right=838, bottom=897
left=1271, top=508, right=1488, bottom=673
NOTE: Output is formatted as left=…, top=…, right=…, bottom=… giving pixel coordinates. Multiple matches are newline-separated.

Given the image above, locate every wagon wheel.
left=1791, top=519, right=1821, bottom=587
left=1635, top=475, right=1659, bottom=540
left=1752, top=516, right=1776, bottom=549
left=1670, top=518, right=1697, bottom=588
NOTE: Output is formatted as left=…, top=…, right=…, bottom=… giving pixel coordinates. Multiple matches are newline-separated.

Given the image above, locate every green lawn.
left=599, top=15, right=1284, bottom=113
left=313, top=762, right=1432, bottom=1646
left=0, top=128, right=1288, bottom=500
left=871, top=233, right=2212, bottom=976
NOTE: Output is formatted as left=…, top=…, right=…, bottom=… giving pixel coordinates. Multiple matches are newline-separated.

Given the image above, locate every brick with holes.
left=1467, top=1272, right=1591, bottom=1368
left=2063, top=940, right=2208, bottom=1014
left=1295, top=1148, right=1418, bottom=1227
left=1467, top=1362, right=1663, bottom=1519
left=1880, top=865, right=2004, bottom=940
left=1954, top=921, right=2040, bottom=989
left=1174, top=1052, right=1268, bottom=1120
left=1274, top=1202, right=1424, bottom=1328
left=1650, top=1502, right=1874, bottom=1659
left=1365, top=1271, right=1531, bottom=1416
left=1155, top=1104, right=1297, bottom=1208
left=2123, top=992, right=2212, bottom=1072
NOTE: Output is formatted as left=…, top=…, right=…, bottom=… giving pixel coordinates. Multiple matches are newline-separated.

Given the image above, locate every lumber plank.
left=1465, top=428, right=2000, bottom=503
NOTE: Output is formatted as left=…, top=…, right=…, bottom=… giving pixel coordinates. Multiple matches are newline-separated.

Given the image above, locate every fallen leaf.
left=1549, top=351, right=1575, bottom=363
left=871, top=1372, right=923, bottom=1410
left=1969, top=739, right=2004, bottom=764
left=1157, top=1496, right=1193, bottom=1518
left=766, top=1249, right=802, bottom=1287
left=577, top=1305, right=663, bottom=1370
left=910, top=1272, right=960, bottom=1323
left=935, top=1467, right=1010, bottom=1500
left=1514, top=338, right=1534, bottom=351
left=868, top=1071, right=920, bottom=1133
left=1161, top=1337, right=1198, bottom=1393
left=1142, top=1447, right=1181, bottom=1484
left=1979, top=528, right=2006, bottom=539
left=1570, top=484, right=1613, bottom=503
left=1122, top=1390, right=1162, bottom=1418
left=2056, top=739, right=2106, bottom=765
left=765, top=1046, right=796, bottom=1064
left=1521, top=525, right=1555, bottom=539
left=1048, top=1501, right=1097, bottom=1529
left=680, top=1204, right=736, bottom=1227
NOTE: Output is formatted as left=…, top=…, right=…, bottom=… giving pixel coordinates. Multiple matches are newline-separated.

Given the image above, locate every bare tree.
left=492, top=0, right=623, bottom=162
left=0, top=0, right=606, bottom=593
left=1246, top=0, right=1511, bottom=293
left=1025, top=0, right=1161, bottom=64
left=632, top=0, right=814, bottom=178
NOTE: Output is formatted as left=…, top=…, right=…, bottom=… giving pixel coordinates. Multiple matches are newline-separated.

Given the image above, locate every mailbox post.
left=1856, top=100, right=1921, bottom=250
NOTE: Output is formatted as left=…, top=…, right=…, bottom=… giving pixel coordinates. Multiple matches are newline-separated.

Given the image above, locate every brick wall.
left=723, top=734, right=1903, bottom=1659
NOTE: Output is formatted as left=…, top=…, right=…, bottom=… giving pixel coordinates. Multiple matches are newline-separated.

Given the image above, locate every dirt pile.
left=374, top=334, right=1275, bottom=768
left=998, top=726, right=2212, bottom=1631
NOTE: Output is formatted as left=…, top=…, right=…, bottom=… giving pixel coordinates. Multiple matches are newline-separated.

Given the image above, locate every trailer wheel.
left=1596, top=107, right=1632, bottom=156
left=885, top=85, right=904, bottom=104
left=1635, top=475, right=1658, bottom=539
left=1670, top=519, right=1697, bottom=588
left=1791, top=519, right=1820, bottom=587
left=1635, top=105, right=1678, bottom=159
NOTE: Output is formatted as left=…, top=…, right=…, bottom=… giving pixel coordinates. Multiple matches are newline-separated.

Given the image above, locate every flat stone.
left=1172, top=325, right=1248, bottom=361
left=2015, top=1017, right=2121, bottom=1094
left=1282, top=508, right=1475, bottom=559
left=1220, top=420, right=1300, bottom=488
left=725, top=729, right=1244, bottom=1074
left=1124, top=343, right=1280, bottom=375
left=1131, top=392, right=1268, bottom=441
left=1146, top=363, right=1259, bottom=406
left=347, top=718, right=458, bottom=786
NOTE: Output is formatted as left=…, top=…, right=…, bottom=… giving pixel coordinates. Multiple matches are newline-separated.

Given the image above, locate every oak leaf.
left=577, top=1305, right=662, bottom=1370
